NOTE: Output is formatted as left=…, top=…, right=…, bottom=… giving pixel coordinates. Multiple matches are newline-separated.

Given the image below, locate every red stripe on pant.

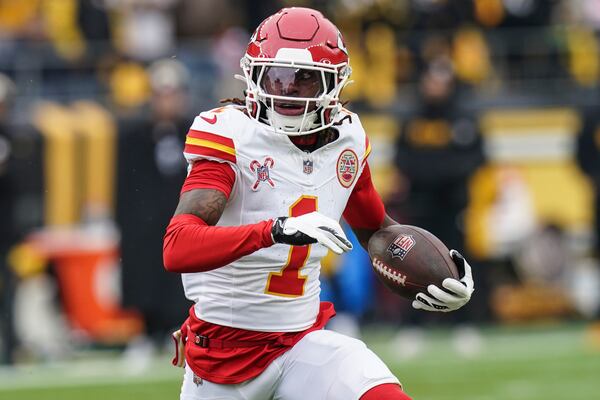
left=360, top=383, right=412, bottom=400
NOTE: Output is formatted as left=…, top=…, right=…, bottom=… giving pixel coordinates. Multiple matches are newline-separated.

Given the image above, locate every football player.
left=163, top=7, right=474, bottom=400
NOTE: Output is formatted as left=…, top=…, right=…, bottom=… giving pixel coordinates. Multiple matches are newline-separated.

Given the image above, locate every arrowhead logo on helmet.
left=239, top=7, right=352, bottom=136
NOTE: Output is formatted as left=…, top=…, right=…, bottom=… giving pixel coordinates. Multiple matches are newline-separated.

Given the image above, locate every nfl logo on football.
left=387, top=234, right=416, bottom=260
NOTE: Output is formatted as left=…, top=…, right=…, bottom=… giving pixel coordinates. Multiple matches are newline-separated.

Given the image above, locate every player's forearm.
left=163, top=214, right=274, bottom=273
left=352, top=214, right=399, bottom=250
left=343, top=162, right=392, bottom=250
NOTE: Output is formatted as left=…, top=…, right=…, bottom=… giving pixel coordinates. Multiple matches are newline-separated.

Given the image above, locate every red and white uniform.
left=163, top=106, right=390, bottom=386
left=183, top=105, right=371, bottom=331
left=163, top=6, right=410, bottom=399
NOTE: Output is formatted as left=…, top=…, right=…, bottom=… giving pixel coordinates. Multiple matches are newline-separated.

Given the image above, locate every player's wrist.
left=271, top=217, right=287, bottom=244
left=271, top=216, right=320, bottom=247
left=263, top=218, right=276, bottom=247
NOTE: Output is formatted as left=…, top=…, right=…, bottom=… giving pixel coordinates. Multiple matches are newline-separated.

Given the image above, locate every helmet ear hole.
left=251, top=67, right=259, bottom=84
left=323, top=108, right=332, bottom=124
left=324, top=72, right=335, bottom=93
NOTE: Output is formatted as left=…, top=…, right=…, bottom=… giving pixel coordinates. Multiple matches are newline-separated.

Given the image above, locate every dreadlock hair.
left=219, top=97, right=245, bottom=106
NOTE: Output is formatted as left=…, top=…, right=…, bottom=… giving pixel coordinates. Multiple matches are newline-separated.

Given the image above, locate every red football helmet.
left=239, top=7, right=351, bottom=136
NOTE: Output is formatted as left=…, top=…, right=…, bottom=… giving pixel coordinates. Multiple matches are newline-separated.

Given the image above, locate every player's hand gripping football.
left=272, top=211, right=353, bottom=255
left=412, top=250, right=474, bottom=312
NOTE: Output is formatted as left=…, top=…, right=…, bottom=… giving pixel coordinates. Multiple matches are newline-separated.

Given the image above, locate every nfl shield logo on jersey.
left=193, top=373, right=203, bottom=386
left=387, top=234, right=416, bottom=260
left=250, top=157, right=275, bottom=191
left=303, top=159, right=313, bottom=174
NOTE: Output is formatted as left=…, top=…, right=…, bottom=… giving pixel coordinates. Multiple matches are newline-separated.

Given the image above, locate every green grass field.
left=1, top=323, right=598, bottom=400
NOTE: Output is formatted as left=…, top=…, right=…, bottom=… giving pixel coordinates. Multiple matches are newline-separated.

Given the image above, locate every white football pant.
left=180, top=329, right=400, bottom=400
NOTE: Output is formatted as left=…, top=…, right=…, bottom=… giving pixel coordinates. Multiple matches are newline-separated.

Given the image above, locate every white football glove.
left=412, top=250, right=474, bottom=312
left=271, top=211, right=353, bottom=255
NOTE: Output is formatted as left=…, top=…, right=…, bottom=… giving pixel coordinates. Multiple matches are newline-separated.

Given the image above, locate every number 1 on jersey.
left=265, top=196, right=317, bottom=297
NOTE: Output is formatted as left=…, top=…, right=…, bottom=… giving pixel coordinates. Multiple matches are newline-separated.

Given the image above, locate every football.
left=367, top=225, right=459, bottom=300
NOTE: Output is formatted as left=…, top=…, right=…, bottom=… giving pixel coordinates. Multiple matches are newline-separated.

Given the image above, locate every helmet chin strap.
left=265, top=108, right=319, bottom=135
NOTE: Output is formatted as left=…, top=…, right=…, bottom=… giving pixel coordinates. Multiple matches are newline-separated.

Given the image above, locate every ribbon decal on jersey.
left=250, top=157, right=275, bottom=191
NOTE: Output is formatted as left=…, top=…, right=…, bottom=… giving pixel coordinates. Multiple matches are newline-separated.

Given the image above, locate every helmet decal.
left=337, top=31, right=348, bottom=55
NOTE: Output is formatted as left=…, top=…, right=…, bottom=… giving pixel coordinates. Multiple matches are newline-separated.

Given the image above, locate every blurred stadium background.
left=1, top=0, right=600, bottom=399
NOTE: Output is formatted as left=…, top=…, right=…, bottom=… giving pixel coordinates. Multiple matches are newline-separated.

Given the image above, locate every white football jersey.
left=181, top=106, right=371, bottom=332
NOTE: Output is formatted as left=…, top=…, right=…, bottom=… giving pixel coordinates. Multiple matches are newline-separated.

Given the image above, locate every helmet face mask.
left=240, top=8, right=351, bottom=136
left=261, top=67, right=326, bottom=104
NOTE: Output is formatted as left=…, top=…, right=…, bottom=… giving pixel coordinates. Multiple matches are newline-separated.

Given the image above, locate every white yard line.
left=0, top=357, right=181, bottom=391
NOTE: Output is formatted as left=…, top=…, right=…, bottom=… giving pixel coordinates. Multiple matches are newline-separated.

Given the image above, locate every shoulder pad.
left=184, top=107, right=237, bottom=164
left=335, top=108, right=371, bottom=166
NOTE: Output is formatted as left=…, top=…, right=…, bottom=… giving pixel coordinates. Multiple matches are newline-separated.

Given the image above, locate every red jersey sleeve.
left=163, top=214, right=274, bottom=273
left=343, top=162, right=385, bottom=230
left=166, top=159, right=270, bottom=273
left=181, top=159, right=236, bottom=198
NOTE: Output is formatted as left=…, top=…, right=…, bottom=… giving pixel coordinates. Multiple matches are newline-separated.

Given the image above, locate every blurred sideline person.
left=0, top=73, right=16, bottom=364
left=394, top=57, right=485, bottom=326
left=577, top=107, right=600, bottom=321
left=163, top=8, right=474, bottom=400
left=395, top=58, right=483, bottom=254
left=116, top=59, right=192, bottom=367
left=320, top=225, right=374, bottom=339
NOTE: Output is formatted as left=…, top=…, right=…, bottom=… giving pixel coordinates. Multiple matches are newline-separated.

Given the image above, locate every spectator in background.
left=210, top=26, right=249, bottom=103
left=0, top=73, right=16, bottom=364
left=175, top=0, right=280, bottom=39
left=77, top=0, right=113, bottom=62
left=393, top=57, right=484, bottom=322
left=577, top=106, right=600, bottom=309
left=320, top=226, right=374, bottom=339
left=408, top=0, right=473, bottom=32
left=0, top=73, right=16, bottom=248
left=106, top=0, right=179, bottom=62
left=116, top=59, right=193, bottom=368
